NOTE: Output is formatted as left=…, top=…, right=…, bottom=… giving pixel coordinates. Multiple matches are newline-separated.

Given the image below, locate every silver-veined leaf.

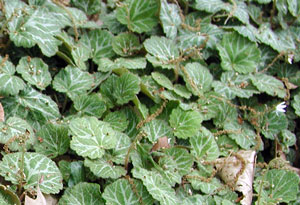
left=0, top=152, right=63, bottom=194
left=217, top=32, right=260, bottom=74
left=112, top=33, right=141, bottom=57
left=254, top=169, right=299, bottom=204
left=0, top=56, right=25, bottom=96
left=0, top=117, right=35, bottom=151
left=52, top=66, right=94, bottom=100
left=102, top=179, right=154, bottom=205
left=261, top=111, right=288, bottom=140
left=69, top=117, right=117, bottom=159
left=132, top=167, right=179, bottom=205
left=160, top=0, right=181, bottom=39
left=190, top=127, right=220, bottom=161
left=144, top=36, right=179, bottom=69
left=251, top=73, right=286, bottom=98
left=103, top=110, right=129, bottom=132
left=84, top=157, right=126, bottom=179
left=35, top=123, right=70, bottom=159
left=70, top=0, right=101, bottom=15
left=169, top=107, right=202, bottom=139
left=143, top=119, right=173, bottom=143
left=16, top=56, right=51, bottom=90
left=183, top=62, right=213, bottom=96
left=116, top=0, right=158, bottom=33
left=58, top=182, right=104, bottom=205
left=110, top=132, right=131, bottom=165
left=73, top=94, right=106, bottom=118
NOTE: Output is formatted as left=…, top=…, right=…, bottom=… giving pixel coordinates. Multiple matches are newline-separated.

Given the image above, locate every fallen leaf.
left=25, top=186, right=46, bottom=205
left=0, top=102, right=4, bottom=122
left=151, top=136, right=171, bottom=152
left=215, top=150, right=256, bottom=205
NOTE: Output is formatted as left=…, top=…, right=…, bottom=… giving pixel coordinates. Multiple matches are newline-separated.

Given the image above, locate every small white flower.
left=288, top=53, right=294, bottom=64
left=275, top=102, right=286, bottom=115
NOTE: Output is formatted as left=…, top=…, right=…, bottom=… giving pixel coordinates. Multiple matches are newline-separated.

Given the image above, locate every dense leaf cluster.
left=0, top=0, right=299, bottom=204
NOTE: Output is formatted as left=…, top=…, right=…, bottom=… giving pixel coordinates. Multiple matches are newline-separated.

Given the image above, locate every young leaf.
left=116, top=0, right=158, bottom=33
left=102, top=179, right=154, bottom=205
left=35, top=123, right=70, bottom=159
left=69, top=117, right=117, bottom=159
left=254, top=169, right=299, bottom=204
left=0, top=117, right=35, bottom=151
left=84, top=157, right=126, bottom=179
left=183, top=62, right=213, bottom=96
left=251, top=73, right=286, bottom=98
left=169, top=107, right=203, bottom=139
left=0, top=56, right=25, bottom=96
left=190, top=127, right=220, bottom=161
left=112, top=33, right=141, bottom=57
left=217, top=32, right=260, bottom=74
left=0, top=152, right=63, bottom=194
left=52, top=66, right=94, bottom=100
left=73, top=94, right=106, bottom=118
left=132, top=167, right=179, bottom=205
left=58, top=182, right=104, bottom=205
left=160, top=0, right=181, bottom=39
left=16, top=57, right=51, bottom=90
left=112, top=73, right=140, bottom=105
left=144, top=36, right=179, bottom=69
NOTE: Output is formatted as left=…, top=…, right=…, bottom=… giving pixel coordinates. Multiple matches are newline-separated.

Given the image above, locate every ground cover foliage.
left=0, top=0, right=299, bottom=204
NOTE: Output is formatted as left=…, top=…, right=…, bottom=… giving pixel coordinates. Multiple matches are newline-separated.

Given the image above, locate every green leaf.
left=102, top=178, right=154, bottom=205
left=113, top=73, right=140, bottom=105
left=151, top=72, right=173, bottom=90
left=217, top=32, right=260, bottom=74
left=160, top=0, right=181, bottom=39
left=143, top=119, right=173, bottom=143
left=231, top=24, right=257, bottom=42
left=80, top=29, right=115, bottom=63
left=112, top=33, right=141, bottom=57
left=251, top=73, right=286, bottom=98
left=190, top=127, right=220, bottom=161
left=169, top=107, right=202, bottom=139
left=0, top=185, right=21, bottom=205
left=224, top=121, right=257, bottom=149
left=67, top=161, right=86, bottom=187
left=287, top=0, right=300, bottom=17
left=16, top=56, right=51, bottom=90
left=103, top=110, right=129, bottom=132
left=292, top=92, right=300, bottom=116
left=254, top=169, right=299, bottom=203
left=212, top=71, right=259, bottom=99
left=52, top=65, right=94, bottom=100
left=71, top=43, right=90, bottom=70
left=261, top=111, right=288, bottom=140
left=2, top=86, right=60, bottom=126
left=70, top=0, right=101, bottom=15
left=35, top=123, right=70, bottom=158
left=110, top=132, right=131, bottom=165
left=84, top=157, right=126, bottom=179
left=73, top=94, right=106, bottom=118
left=194, top=0, right=230, bottom=13
left=278, top=129, right=296, bottom=153
left=116, top=0, right=158, bottom=33
left=164, top=148, right=194, bottom=176
left=0, top=56, right=25, bottom=96
left=7, top=2, right=64, bottom=57
left=0, top=152, right=63, bottom=194
left=173, top=84, right=192, bottom=99
left=144, top=36, right=179, bottom=69
left=69, top=117, right=117, bottom=159
left=183, top=62, right=213, bottom=96
left=256, top=24, right=295, bottom=52
left=187, top=170, right=222, bottom=194
left=114, top=57, right=147, bottom=70
left=132, top=167, right=179, bottom=205
left=58, top=182, right=104, bottom=205
left=0, top=117, right=35, bottom=151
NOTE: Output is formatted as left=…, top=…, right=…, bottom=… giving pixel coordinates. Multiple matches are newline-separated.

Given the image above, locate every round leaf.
left=112, top=33, right=141, bottom=57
